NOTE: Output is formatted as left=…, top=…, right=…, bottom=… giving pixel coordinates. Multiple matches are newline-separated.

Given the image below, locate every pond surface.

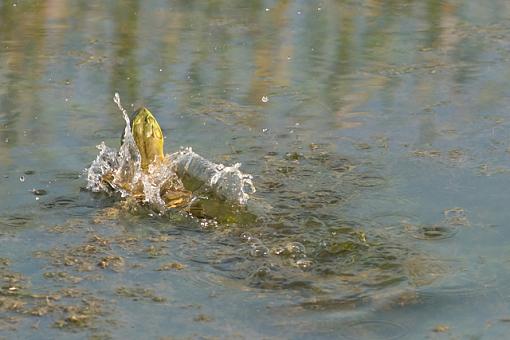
left=2, top=1, right=510, bottom=339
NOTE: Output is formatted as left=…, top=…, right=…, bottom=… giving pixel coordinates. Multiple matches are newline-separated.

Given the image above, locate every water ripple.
left=338, top=320, right=408, bottom=340
left=0, top=214, right=32, bottom=228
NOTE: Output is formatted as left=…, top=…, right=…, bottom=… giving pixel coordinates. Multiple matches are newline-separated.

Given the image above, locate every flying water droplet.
left=261, top=96, right=269, bottom=103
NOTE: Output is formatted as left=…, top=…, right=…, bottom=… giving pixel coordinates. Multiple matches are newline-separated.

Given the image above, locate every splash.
left=170, top=147, right=255, bottom=205
left=86, top=93, right=255, bottom=211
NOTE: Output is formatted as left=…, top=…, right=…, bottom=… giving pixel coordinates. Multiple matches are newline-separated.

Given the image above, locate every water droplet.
left=159, top=69, right=163, bottom=72
left=19, top=176, right=25, bottom=182
left=261, top=96, right=269, bottom=103
left=200, top=219, right=218, bottom=228
left=35, top=197, right=40, bottom=201
left=32, top=189, right=47, bottom=196
left=297, top=10, right=302, bottom=15
left=265, top=8, right=270, bottom=12
left=296, top=258, right=313, bottom=270
left=262, top=128, right=269, bottom=133
left=65, top=98, right=69, bottom=102
left=317, top=7, right=322, bottom=11
left=250, top=244, right=269, bottom=257
left=240, top=232, right=253, bottom=242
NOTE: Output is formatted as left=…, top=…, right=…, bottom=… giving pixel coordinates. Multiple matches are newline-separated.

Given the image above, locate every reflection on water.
left=2, top=1, right=510, bottom=338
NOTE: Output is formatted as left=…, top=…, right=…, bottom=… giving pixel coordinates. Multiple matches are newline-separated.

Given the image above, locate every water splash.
left=86, top=93, right=255, bottom=211
left=170, top=147, right=255, bottom=205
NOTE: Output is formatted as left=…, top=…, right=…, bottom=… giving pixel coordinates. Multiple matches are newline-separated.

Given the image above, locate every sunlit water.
left=2, top=1, right=510, bottom=339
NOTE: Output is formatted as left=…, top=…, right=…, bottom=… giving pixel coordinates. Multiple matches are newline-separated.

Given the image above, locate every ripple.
left=39, top=196, right=97, bottom=216
left=250, top=244, right=269, bottom=257
left=339, top=320, right=408, bottom=340
left=0, top=214, right=32, bottom=228
left=31, top=189, right=48, bottom=196
left=405, top=223, right=459, bottom=240
left=272, top=242, right=306, bottom=259
left=246, top=263, right=316, bottom=290
left=354, top=175, right=387, bottom=188
left=416, top=270, right=498, bottom=301
left=55, top=171, right=82, bottom=180
left=93, top=128, right=119, bottom=139
left=41, top=196, right=79, bottom=209
left=298, top=294, right=365, bottom=311
left=172, top=233, right=251, bottom=279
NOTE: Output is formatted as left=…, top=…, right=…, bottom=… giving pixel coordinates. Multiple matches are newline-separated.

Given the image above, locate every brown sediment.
left=115, top=286, right=167, bottom=303
left=157, top=262, right=186, bottom=271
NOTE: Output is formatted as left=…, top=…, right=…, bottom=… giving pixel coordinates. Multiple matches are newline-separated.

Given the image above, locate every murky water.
left=2, top=1, right=510, bottom=338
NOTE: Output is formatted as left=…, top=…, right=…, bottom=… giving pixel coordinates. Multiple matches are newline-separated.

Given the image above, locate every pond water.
left=2, top=1, right=510, bottom=339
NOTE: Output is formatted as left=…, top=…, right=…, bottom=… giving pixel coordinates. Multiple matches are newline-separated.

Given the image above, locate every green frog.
left=103, top=107, right=191, bottom=209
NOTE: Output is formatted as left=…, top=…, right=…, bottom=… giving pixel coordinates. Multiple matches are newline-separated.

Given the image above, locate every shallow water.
left=2, top=1, right=510, bottom=339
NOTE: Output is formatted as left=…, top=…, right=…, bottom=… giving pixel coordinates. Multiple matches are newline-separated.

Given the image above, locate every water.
left=2, top=1, right=510, bottom=338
